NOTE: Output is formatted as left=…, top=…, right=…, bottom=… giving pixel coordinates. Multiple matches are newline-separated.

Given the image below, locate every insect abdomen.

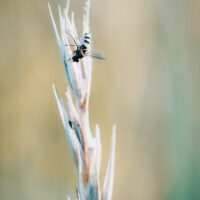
left=80, top=33, right=91, bottom=48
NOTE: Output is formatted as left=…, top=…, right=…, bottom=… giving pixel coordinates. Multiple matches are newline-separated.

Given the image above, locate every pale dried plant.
left=48, top=0, right=116, bottom=199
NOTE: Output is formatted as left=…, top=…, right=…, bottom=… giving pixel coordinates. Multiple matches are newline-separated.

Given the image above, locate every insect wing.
left=66, top=32, right=79, bottom=46
left=65, top=32, right=81, bottom=53
left=79, top=33, right=85, bottom=46
left=89, top=49, right=107, bottom=60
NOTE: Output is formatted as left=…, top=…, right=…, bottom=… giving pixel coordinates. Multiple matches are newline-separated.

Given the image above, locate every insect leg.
left=80, top=49, right=85, bottom=57
left=64, top=44, right=77, bottom=47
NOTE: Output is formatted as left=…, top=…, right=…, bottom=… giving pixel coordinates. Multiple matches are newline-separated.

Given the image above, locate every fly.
left=65, top=32, right=106, bottom=62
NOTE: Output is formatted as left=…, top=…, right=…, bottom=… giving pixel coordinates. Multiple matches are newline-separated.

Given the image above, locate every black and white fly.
left=65, top=33, right=107, bottom=62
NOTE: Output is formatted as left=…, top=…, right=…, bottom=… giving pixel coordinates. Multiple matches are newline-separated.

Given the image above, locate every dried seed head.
left=49, top=1, right=116, bottom=199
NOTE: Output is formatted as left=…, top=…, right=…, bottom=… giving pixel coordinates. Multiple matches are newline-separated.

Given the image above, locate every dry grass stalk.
left=48, top=0, right=116, bottom=199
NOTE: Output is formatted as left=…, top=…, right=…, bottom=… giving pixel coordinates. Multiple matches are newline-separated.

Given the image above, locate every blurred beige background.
left=1, top=0, right=200, bottom=199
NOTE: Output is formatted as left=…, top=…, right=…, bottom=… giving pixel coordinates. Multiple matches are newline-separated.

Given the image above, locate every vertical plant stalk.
left=48, top=0, right=116, bottom=199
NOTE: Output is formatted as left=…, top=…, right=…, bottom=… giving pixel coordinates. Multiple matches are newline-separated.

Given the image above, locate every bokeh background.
left=1, top=0, right=200, bottom=199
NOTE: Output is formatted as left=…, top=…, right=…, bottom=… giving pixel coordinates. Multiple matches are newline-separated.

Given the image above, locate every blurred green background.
left=1, top=0, right=200, bottom=199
